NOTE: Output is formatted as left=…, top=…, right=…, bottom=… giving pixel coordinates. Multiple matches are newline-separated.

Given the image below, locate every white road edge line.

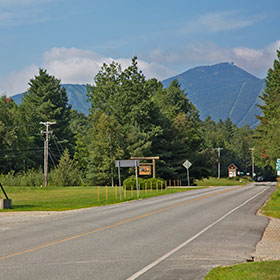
left=126, top=187, right=269, bottom=280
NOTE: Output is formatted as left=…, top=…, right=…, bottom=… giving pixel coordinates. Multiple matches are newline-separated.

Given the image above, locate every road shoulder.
left=253, top=217, right=280, bottom=261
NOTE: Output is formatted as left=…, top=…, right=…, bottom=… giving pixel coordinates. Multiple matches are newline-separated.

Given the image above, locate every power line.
left=52, top=136, right=64, bottom=156
left=48, top=150, right=56, bottom=167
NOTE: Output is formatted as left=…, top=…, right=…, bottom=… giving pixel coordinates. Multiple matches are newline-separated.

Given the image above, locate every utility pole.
left=215, top=147, right=223, bottom=179
left=40, top=121, right=56, bottom=187
left=249, top=148, right=255, bottom=180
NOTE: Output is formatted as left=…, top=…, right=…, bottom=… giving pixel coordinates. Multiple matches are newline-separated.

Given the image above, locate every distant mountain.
left=12, top=84, right=90, bottom=115
left=11, top=63, right=266, bottom=127
left=162, top=62, right=265, bottom=127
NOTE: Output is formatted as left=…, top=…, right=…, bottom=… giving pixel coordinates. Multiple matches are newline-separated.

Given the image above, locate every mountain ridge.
left=12, top=84, right=90, bottom=115
left=161, top=62, right=265, bottom=127
left=11, top=62, right=265, bottom=127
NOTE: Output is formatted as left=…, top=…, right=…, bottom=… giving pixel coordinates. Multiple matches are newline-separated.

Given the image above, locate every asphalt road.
left=0, top=183, right=276, bottom=280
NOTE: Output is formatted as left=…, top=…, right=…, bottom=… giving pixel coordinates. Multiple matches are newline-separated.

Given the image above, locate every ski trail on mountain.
left=229, top=82, right=246, bottom=119
left=237, top=83, right=265, bottom=127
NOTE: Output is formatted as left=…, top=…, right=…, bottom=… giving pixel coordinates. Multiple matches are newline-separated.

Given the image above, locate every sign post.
left=182, top=160, right=192, bottom=186
left=135, top=160, right=139, bottom=198
left=115, top=160, right=140, bottom=198
left=118, top=161, right=121, bottom=200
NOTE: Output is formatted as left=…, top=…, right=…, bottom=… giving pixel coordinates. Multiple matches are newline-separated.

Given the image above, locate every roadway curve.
left=0, top=183, right=276, bottom=279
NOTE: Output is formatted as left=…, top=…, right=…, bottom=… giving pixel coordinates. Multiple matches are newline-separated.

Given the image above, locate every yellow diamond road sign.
left=183, top=160, right=192, bottom=169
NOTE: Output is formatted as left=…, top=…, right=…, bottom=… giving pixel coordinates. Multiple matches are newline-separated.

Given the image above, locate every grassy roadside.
left=0, top=177, right=251, bottom=212
left=0, top=186, right=197, bottom=211
left=205, top=261, right=280, bottom=280
left=261, top=185, right=280, bottom=218
left=195, top=176, right=252, bottom=186
left=205, top=182, right=280, bottom=280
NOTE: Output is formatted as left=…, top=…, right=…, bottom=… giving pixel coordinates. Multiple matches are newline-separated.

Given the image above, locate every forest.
left=0, top=51, right=280, bottom=187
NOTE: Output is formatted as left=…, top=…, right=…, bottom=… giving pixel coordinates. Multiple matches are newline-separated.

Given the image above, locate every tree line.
left=1, top=52, right=279, bottom=186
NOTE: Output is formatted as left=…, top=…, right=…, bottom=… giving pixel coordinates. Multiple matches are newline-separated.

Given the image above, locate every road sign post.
left=115, top=160, right=140, bottom=198
left=183, top=160, right=192, bottom=186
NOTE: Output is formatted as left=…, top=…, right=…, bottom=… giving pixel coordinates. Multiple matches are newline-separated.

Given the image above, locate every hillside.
left=12, top=84, right=90, bottom=115
left=11, top=63, right=265, bottom=127
left=162, top=62, right=265, bottom=127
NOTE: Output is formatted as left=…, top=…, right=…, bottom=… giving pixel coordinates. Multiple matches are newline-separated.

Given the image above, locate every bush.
left=123, top=177, right=145, bottom=190
left=49, top=149, right=81, bottom=187
left=123, top=177, right=165, bottom=190
left=0, top=169, right=43, bottom=186
left=20, top=169, right=44, bottom=186
left=145, top=178, right=165, bottom=190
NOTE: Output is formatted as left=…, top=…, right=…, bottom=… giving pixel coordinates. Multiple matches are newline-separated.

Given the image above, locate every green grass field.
left=195, top=177, right=252, bottom=186
left=0, top=186, right=197, bottom=211
left=205, top=261, right=280, bottom=280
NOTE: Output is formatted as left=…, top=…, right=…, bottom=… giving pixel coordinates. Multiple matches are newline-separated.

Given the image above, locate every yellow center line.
left=0, top=185, right=244, bottom=261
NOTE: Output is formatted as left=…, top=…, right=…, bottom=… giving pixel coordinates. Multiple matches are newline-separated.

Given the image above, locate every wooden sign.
left=139, top=166, right=151, bottom=175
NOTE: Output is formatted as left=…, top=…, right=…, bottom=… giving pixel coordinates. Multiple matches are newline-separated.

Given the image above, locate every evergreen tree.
left=0, top=96, right=26, bottom=172
left=86, top=58, right=163, bottom=184
left=86, top=112, right=124, bottom=186
left=50, top=149, right=80, bottom=186
left=255, top=50, right=280, bottom=169
left=202, top=117, right=253, bottom=177
left=19, top=69, right=74, bottom=169
left=153, top=80, right=204, bottom=182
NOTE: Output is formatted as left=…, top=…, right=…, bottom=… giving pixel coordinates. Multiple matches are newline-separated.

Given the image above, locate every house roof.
left=228, top=163, right=238, bottom=169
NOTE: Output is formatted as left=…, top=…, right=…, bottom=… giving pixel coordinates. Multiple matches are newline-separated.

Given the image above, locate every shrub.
left=49, top=149, right=81, bottom=187
left=123, top=177, right=165, bottom=190
left=20, top=169, right=44, bottom=186
left=123, top=177, right=145, bottom=190
left=145, top=178, right=165, bottom=190
left=0, top=169, right=44, bottom=186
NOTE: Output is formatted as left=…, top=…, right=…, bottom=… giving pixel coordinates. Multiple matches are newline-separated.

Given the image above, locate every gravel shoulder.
left=0, top=211, right=65, bottom=229
left=0, top=208, right=90, bottom=230
left=253, top=217, right=280, bottom=261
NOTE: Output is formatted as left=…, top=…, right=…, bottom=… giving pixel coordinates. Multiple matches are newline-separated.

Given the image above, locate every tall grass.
left=0, top=169, right=44, bottom=186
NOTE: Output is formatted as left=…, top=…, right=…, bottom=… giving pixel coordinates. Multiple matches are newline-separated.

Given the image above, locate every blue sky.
left=1, top=0, right=280, bottom=96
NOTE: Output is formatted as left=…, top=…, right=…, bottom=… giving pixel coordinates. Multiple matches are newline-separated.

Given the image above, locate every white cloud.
left=43, top=48, right=173, bottom=84
left=149, top=41, right=280, bottom=78
left=0, top=65, right=38, bottom=95
left=0, top=47, right=173, bottom=96
left=181, top=11, right=264, bottom=34
left=2, top=41, right=279, bottom=97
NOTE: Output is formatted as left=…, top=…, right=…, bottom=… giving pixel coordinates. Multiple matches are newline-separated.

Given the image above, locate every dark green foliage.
left=18, top=69, right=74, bottom=169
left=0, top=96, right=29, bottom=173
left=153, top=80, right=204, bottom=183
left=86, top=57, right=163, bottom=185
left=2, top=58, right=266, bottom=186
left=202, top=117, right=254, bottom=178
left=50, top=149, right=80, bottom=186
left=85, top=112, right=124, bottom=186
left=123, top=177, right=165, bottom=190
left=255, top=50, right=280, bottom=171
